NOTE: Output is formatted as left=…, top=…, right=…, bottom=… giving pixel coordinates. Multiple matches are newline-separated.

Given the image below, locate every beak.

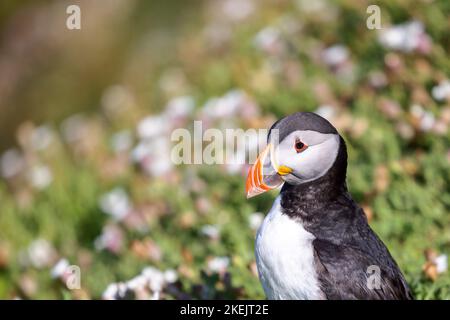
left=246, top=143, right=286, bottom=198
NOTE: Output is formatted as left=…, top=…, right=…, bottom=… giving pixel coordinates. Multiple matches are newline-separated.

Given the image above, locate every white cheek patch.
left=275, top=131, right=340, bottom=183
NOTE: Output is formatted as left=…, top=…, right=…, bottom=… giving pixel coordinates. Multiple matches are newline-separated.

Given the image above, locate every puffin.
left=246, top=112, right=413, bottom=300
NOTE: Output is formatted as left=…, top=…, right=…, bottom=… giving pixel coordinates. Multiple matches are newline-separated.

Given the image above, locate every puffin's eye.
left=294, top=139, right=307, bottom=153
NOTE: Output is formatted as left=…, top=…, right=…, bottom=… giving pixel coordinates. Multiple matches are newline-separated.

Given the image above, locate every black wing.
left=313, top=239, right=413, bottom=300
left=311, top=205, right=413, bottom=300
left=313, top=196, right=413, bottom=300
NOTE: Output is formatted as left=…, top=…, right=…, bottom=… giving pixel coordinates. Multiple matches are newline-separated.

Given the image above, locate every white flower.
left=94, top=224, right=124, bottom=254
left=0, top=149, right=25, bottom=179
left=203, top=94, right=241, bottom=120
left=102, top=282, right=128, bottom=300
left=321, top=45, right=349, bottom=67
left=200, top=225, right=220, bottom=240
left=221, top=0, right=255, bottom=22
left=164, top=269, right=178, bottom=283
left=51, top=258, right=70, bottom=279
left=102, top=266, right=177, bottom=299
left=248, top=212, right=264, bottom=231
left=164, top=96, right=195, bottom=120
left=110, top=130, right=133, bottom=153
left=147, top=141, right=172, bottom=177
left=201, top=89, right=258, bottom=122
left=315, top=105, right=336, bottom=121
left=254, top=27, right=281, bottom=53
left=99, top=188, right=131, bottom=221
left=28, top=165, right=53, bottom=190
left=27, top=239, right=56, bottom=269
left=435, top=254, right=448, bottom=274
left=126, top=274, right=148, bottom=291
left=431, top=81, right=450, bottom=102
left=378, top=21, right=430, bottom=53
left=368, top=71, right=388, bottom=89
left=131, top=138, right=172, bottom=177
left=136, top=115, right=167, bottom=140
left=410, top=104, right=435, bottom=132
left=142, top=266, right=165, bottom=292
left=31, top=125, right=54, bottom=151
left=208, top=256, right=230, bottom=273
left=421, top=113, right=435, bottom=132
left=131, top=141, right=150, bottom=164
left=102, top=283, right=119, bottom=300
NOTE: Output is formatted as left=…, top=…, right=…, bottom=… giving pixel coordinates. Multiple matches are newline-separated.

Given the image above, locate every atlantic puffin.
left=246, top=112, right=413, bottom=300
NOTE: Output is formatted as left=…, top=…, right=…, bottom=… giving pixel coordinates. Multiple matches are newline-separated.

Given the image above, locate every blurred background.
left=0, top=0, right=449, bottom=299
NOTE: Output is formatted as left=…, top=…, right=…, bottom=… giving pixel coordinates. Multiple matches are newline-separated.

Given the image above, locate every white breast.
left=255, top=196, right=324, bottom=300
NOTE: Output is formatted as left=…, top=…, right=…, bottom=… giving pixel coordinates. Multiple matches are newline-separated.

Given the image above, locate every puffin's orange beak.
left=246, top=143, right=284, bottom=198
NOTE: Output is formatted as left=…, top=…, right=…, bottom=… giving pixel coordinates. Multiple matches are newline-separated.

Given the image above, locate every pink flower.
left=99, top=188, right=132, bottom=221
left=94, top=224, right=124, bottom=254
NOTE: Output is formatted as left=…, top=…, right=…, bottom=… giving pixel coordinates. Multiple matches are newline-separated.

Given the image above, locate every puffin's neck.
left=280, top=136, right=348, bottom=219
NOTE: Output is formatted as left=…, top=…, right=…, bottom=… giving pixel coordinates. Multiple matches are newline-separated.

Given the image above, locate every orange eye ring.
left=294, top=140, right=308, bottom=153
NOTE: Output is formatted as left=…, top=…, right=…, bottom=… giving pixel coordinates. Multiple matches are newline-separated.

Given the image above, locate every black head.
left=266, top=112, right=349, bottom=215
left=268, top=112, right=338, bottom=143
left=265, top=112, right=346, bottom=187
left=245, top=112, right=347, bottom=200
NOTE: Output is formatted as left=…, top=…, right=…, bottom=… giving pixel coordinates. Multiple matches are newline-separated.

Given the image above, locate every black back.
left=268, top=112, right=338, bottom=143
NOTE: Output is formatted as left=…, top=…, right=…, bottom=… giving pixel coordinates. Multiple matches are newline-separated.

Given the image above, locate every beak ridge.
left=246, top=143, right=284, bottom=198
